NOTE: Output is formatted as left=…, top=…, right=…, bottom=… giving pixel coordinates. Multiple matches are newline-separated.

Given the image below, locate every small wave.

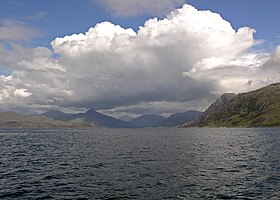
left=104, top=194, right=132, bottom=200
left=0, top=189, right=31, bottom=198
left=43, top=174, right=64, bottom=180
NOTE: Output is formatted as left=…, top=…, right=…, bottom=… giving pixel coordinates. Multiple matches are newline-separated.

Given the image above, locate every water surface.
left=0, top=128, right=279, bottom=199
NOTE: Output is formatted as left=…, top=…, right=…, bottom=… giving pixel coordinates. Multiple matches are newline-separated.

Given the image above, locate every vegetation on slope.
left=190, top=83, right=280, bottom=127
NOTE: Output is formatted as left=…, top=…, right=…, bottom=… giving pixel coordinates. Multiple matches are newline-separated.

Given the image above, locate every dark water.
left=0, top=128, right=279, bottom=200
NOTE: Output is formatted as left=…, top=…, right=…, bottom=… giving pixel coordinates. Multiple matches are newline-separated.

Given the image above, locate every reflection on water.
left=0, top=128, right=279, bottom=199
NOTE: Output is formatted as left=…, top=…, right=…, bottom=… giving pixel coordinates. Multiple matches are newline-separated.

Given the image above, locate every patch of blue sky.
left=0, top=67, right=12, bottom=77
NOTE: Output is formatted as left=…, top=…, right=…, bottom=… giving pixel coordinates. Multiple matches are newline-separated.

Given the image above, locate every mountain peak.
left=86, top=109, right=99, bottom=114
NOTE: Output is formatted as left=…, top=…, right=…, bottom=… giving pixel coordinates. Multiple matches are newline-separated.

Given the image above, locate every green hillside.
left=190, top=83, right=280, bottom=127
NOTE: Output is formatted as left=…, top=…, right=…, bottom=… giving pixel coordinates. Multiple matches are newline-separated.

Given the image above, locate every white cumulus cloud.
left=1, top=4, right=280, bottom=115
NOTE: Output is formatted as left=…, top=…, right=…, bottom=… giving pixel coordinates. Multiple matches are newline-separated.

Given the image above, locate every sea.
left=0, top=128, right=279, bottom=199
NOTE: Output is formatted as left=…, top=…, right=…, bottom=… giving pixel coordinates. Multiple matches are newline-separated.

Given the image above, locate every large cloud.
left=92, top=0, right=185, bottom=17
left=1, top=4, right=279, bottom=116
left=50, top=4, right=257, bottom=110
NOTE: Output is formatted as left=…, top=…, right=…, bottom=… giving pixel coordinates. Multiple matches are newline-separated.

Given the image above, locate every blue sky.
left=0, top=0, right=279, bottom=49
left=0, top=0, right=279, bottom=116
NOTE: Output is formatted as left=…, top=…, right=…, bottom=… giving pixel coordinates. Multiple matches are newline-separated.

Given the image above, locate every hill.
left=41, top=110, right=69, bottom=119
left=189, top=83, right=280, bottom=127
left=0, top=112, right=95, bottom=128
left=157, top=110, right=202, bottom=127
left=129, top=114, right=166, bottom=128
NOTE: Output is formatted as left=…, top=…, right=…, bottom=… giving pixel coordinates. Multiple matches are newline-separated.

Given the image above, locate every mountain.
left=157, top=110, right=203, bottom=127
left=41, top=110, right=76, bottom=123
left=129, top=114, right=166, bottom=128
left=78, top=109, right=132, bottom=128
left=42, top=110, right=70, bottom=119
left=43, top=109, right=132, bottom=128
left=0, top=112, right=95, bottom=128
left=189, top=83, right=280, bottom=127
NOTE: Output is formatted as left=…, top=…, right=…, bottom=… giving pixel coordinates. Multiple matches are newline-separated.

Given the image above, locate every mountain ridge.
left=43, top=109, right=133, bottom=128
left=188, top=83, right=280, bottom=127
left=128, top=114, right=166, bottom=128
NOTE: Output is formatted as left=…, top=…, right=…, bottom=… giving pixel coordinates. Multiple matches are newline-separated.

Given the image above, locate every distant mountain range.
left=41, top=110, right=70, bottom=119
left=127, top=111, right=202, bottom=128
left=188, top=83, right=280, bottom=127
left=128, top=114, right=167, bottom=128
left=42, top=109, right=133, bottom=128
left=156, top=110, right=202, bottom=127
left=0, top=109, right=205, bottom=129
left=3, top=83, right=278, bottom=129
left=42, top=109, right=202, bottom=128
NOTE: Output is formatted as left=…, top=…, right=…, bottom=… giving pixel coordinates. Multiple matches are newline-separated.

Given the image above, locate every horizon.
left=0, top=0, right=280, bottom=118
left=0, top=81, right=277, bottom=119
left=0, top=107, right=203, bottom=119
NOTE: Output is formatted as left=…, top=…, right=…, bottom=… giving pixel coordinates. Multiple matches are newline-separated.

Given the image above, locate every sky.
left=0, top=0, right=280, bottom=118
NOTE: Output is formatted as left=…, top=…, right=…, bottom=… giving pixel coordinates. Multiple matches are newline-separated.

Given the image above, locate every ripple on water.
left=0, top=128, right=279, bottom=199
